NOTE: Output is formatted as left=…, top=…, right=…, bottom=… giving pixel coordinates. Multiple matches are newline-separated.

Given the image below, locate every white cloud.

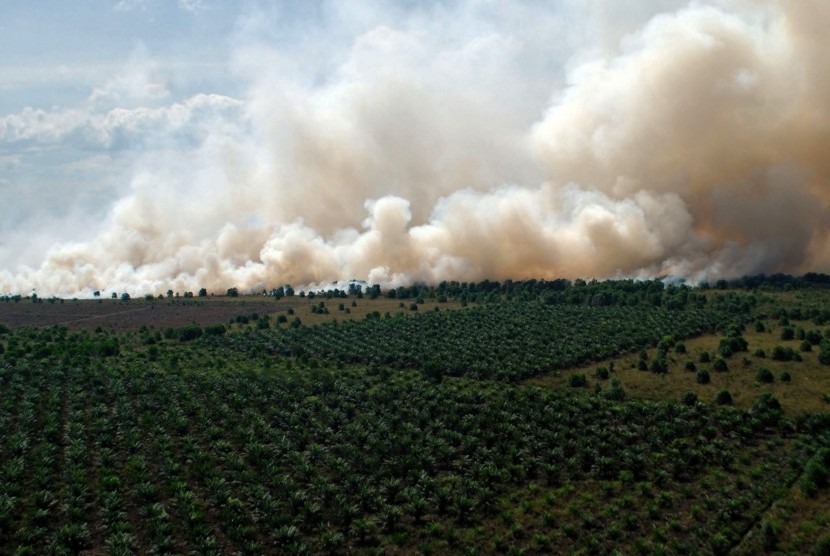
left=178, top=0, right=206, bottom=14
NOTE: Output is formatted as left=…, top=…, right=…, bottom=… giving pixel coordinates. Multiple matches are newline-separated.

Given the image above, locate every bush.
left=820, top=340, right=830, bottom=365
left=807, top=329, right=823, bottom=345
left=760, top=520, right=780, bottom=551
left=696, top=369, right=710, bottom=384
left=800, top=340, right=813, bottom=352
left=752, top=393, right=782, bottom=426
left=781, top=326, right=795, bottom=340
left=567, top=374, right=588, bottom=388
left=772, top=345, right=797, bottom=361
left=780, top=371, right=791, bottom=382
left=699, top=351, right=711, bottom=363
left=674, top=342, right=686, bottom=354
left=719, top=335, right=747, bottom=358
left=204, top=324, right=226, bottom=336
left=682, top=391, right=698, bottom=406
left=594, top=367, right=609, bottom=380
left=715, top=390, right=733, bottom=405
left=650, top=358, right=668, bottom=374
left=755, top=367, right=774, bottom=384
left=713, top=358, right=729, bottom=373
left=815, top=535, right=830, bottom=556
left=177, top=325, right=203, bottom=342
left=605, top=379, right=626, bottom=401
left=226, top=287, right=239, bottom=297
left=754, top=348, right=766, bottom=358
left=684, top=360, right=696, bottom=372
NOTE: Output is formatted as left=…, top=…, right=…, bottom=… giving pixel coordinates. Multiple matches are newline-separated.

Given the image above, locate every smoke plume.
left=3, top=1, right=830, bottom=296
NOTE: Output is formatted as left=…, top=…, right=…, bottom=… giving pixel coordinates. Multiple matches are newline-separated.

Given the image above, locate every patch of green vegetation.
left=0, top=278, right=829, bottom=553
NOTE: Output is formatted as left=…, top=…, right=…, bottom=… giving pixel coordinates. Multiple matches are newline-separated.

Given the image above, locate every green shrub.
left=177, top=325, right=203, bottom=342
left=780, top=371, right=791, bottom=382
left=594, top=367, right=610, bottom=380
left=568, top=374, right=588, bottom=388
left=713, top=358, right=729, bottom=373
left=755, top=367, right=774, bottom=383
left=204, top=324, right=226, bottom=336
left=760, top=520, right=779, bottom=551
left=715, top=390, right=733, bottom=405
left=696, top=370, right=710, bottom=384
left=682, top=392, right=698, bottom=406
left=605, top=379, right=626, bottom=401
left=772, top=345, right=797, bottom=361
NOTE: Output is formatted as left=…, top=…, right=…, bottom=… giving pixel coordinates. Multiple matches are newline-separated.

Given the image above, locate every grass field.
left=527, top=320, right=830, bottom=416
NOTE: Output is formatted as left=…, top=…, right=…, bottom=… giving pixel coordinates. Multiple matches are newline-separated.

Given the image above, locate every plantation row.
left=226, top=301, right=745, bottom=381
left=0, top=344, right=824, bottom=555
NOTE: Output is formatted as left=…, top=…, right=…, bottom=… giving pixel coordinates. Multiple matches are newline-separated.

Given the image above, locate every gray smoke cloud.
left=2, top=1, right=830, bottom=296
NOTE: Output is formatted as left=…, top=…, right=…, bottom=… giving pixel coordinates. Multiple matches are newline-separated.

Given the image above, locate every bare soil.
left=0, top=297, right=282, bottom=332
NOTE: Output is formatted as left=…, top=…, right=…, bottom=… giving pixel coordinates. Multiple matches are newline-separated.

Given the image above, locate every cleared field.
left=0, top=295, right=465, bottom=332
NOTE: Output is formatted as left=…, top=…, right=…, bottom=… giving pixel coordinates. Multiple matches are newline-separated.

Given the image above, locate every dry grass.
left=267, top=296, right=465, bottom=326
left=527, top=318, right=830, bottom=417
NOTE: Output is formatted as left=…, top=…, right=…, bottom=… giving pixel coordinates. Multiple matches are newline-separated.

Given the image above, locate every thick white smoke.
left=2, top=1, right=830, bottom=296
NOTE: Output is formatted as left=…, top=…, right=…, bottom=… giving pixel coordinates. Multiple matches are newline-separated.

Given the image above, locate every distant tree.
left=166, top=289, right=174, bottom=298
left=93, top=290, right=100, bottom=298
left=227, top=287, right=239, bottom=297
left=111, top=292, right=117, bottom=299
left=120, top=292, right=131, bottom=301
left=198, top=288, right=207, bottom=297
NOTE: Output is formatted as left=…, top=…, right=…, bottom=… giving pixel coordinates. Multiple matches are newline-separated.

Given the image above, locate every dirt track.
left=0, top=298, right=283, bottom=332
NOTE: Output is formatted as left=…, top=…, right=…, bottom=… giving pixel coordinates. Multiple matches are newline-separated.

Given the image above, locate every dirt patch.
left=0, top=297, right=283, bottom=332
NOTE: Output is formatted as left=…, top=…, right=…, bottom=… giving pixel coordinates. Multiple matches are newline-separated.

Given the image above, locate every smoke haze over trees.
left=2, top=1, right=830, bottom=296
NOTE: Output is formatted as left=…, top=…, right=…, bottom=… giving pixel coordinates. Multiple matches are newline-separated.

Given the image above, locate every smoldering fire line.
left=2, top=1, right=830, bottom=297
